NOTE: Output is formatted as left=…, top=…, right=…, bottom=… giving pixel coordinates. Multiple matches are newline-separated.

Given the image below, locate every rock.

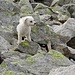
left=51, top=5, right=70, bottom=22
left=39, top=14, right=51, bottom=22
left=58, top=0, right=75, bottom=6
left=34, top=3, right=51, bottom=15
left=49, top=64, right=75, bottom=75
left=1, top=50, right=31, bottom=60
left=67, top=37, right=75, bottom=49
left=67, top=47, right=75, bottom=60
left=0, top=36, right=11, bottom=52
left=34, top=0, right=53, bottom=6
left=15, top=41, right=40, bottom=55
left=32, top=13, right=40, bottom=23
left=0, top=50, right=73, bottom=75
left=31, top=21, right=71, bottom=52
left=52, top=44, right=75, bottom=60
left=0, top=31, right=17, bottom=48
left=51, top=0, right=59, bottom=6
left=31, top=23, right=51, bottom=43
left=19, top=0, right=33, bottom=16
left=0, top=30, right=18, bottom=59
left=43, top=0, right=53, bottom=6
left=0, top=0, right=20, bottom=33
left=57, top=12, right=69, bottom=22
left=13, top=0, right=20, bottom=3
left=65, top=4, right=75, bottom=18
left=0, top=70, right=25, bottom=75
left=29, top=0, right=34, bottom=3
left=0, top=0, right=75, bottom=75
left=45, top=20, right=62, bottom=26
left=52, top=18, right=75, bottom=39
left=0, top=52, right=3, bottom=64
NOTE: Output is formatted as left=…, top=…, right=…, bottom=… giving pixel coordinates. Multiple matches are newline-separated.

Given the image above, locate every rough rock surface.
left=53, top=18, right=75, bottom=38
left=0, top=0, right=75, bottom=75
left=49, top=64, right=75, bottom=75
left=0, top=50, right=73, bottom=75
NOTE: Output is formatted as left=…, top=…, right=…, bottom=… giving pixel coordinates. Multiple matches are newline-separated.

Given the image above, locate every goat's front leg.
left=27, top=33, right=31, bottom=42
left=17, top=33, right=22, bottom=45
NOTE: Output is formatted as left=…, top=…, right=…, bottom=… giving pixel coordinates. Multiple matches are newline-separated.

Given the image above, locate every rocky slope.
left=0, top=0, right=75, bottom=75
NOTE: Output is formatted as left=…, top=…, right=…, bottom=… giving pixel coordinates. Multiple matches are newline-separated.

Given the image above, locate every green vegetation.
left=20, top=72, right=26, bottom=75
left=13, top=60, right=22, bottom=65
left=32, top=29, right=37, bottom=33
left=26, top=56, right=35, bottom=65
left=32, top=27, right=39, bottom=33
left=46, top=26, right=49, bottom=33
left=4, top=71, right=16, bottom=75
left=21, top=41, right=29, bottom=47
left=1, top=63, right=7, bottom=68
left=49, top=50, right=65, bottom=59
left=47, top=9, right=51, bottom=14
left=21, top=6, right=32, bottom=14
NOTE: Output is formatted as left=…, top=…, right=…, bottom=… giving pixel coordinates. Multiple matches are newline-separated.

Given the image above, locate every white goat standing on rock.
left=16, top=16, right=36, bottom=45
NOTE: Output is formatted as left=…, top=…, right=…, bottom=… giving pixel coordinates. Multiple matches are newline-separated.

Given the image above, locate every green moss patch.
left=49, top=50, right=65, bottom=59
left=1, top=63, right=7, bottom=68
left=26, top=56, right=35, bottom=65
left=13, top=60, right=22, bottom=65
left=21, top=6, right=32, bottom=14
left=4, top=71, right=16, bottom=75
left=47, top=9, right=51, bottom=14
left=21, top=41, right=29, bottom=47
left=20, top=72, right=26, bottom=75
left=32, top=29, right=37, bottom=33
left=46, top=26, right=49, bottom=33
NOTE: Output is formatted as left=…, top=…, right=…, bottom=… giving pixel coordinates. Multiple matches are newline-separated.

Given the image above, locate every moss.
left=13, top=60, right=22, bottom=65
left=52, top=4, right=57, bottom=11
left=9, top=11, right=15, bottom=15
left=4, top=71, right=16, bottom=75
left=32, top=29, right=37, bottom=33
left=1, top=63, right=7, bottom=68
left=53, top=53, right=65, bottom=59
left=33, top=53, right=44, bottom=58
left=32, top=27, right=39, bottom=33
left=3, top=7, right=15, bottom=16
left=21, top=6, right=32, bottom=14
left=44, top=40, right=49, bottom=43
left=49, top=50, right=65, bottom=59
left=21, top=41, right=29, bottom=47
left=47, top=9, right=51, bottom=14
left=46, top=26, right=49, bottom=33
left=20, top=13, right=24, bottom=17
left=20, top=72, right=26, bottom=75
left=26, top=56, right=35, bottom=65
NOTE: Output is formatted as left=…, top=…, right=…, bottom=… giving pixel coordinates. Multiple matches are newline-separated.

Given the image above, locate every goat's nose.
left=34, top=22, right=36, bottom=25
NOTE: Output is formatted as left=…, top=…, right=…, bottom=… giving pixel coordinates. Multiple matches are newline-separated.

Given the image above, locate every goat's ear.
left=19, top=17, right=28, bottom=24
left=24, top=18, right=28, bottom=24
left=19, top=18, right=25, bottom=24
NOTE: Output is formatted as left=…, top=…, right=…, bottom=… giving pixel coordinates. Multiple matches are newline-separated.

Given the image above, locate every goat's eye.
left=30, top=21, right=32, bottom=23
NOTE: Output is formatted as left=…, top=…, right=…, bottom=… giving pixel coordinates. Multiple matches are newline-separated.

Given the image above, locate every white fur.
left=16, top=16, right=35, bottom=45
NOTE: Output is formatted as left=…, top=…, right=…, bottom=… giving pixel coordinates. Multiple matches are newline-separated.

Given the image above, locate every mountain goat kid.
left=16, top=16, right=36, bottom=45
